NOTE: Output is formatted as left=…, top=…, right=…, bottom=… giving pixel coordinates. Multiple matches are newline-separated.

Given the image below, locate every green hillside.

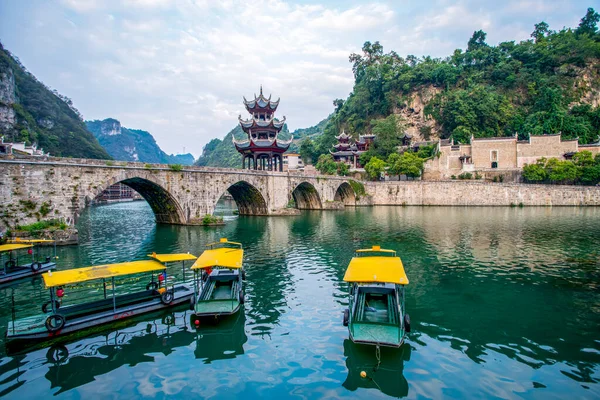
left=308, top=8, right=600, bottom=160
left=0, top=42, right=110, bottom=159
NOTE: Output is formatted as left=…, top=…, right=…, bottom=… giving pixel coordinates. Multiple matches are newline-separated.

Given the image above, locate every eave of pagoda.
left=239, top=115, right=286, bottom=133
left=243, top=85, right=280, bottom=113
left=233, top=135, right=292, bottom=153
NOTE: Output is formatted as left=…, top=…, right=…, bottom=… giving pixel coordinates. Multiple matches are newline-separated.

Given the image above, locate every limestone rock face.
left=394, top=85, right=442, bottom=143
left=0, top=67, right=16, bottom=133
left=99, top=118, right=122, bottom=136
left=86, top=118, right=195, bottom=165
left=37, top=118, right=55, bottom=129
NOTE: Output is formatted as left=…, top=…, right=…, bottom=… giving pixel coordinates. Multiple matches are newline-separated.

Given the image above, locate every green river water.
left=0, top=201, right=599, bottom=399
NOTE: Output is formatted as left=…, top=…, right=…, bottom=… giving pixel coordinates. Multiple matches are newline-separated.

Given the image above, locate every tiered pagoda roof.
left=234, top=86, right=290, bottom=155
left=243, top=86, right=280, bottom=113
left=330, top=130, right=375, bottom=158
left=335, top=131, right=351, bottom=141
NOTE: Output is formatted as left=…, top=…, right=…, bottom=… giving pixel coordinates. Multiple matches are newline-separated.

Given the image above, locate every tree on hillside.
left=576, top=7, right=600, bottom=36
left=299, top=137, right=318, bottom=164
left=531, top=21, right=550, bottom=43
left=467, top=30, right=488, bottom=51
left=370, top=115, right=403, bottom=158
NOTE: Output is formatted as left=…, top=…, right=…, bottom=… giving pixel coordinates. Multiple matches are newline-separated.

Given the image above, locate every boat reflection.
left=44, top=309, right=195, bottom=395
left=193, top=311, right=247, bottom=363
left=342, top=339, right=410, bottom=398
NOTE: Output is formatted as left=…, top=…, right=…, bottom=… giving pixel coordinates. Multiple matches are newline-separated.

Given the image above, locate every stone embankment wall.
left=364, top=181, right=600, bottom=206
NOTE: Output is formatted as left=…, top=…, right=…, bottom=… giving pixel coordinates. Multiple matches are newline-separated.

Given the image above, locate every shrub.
left=364, top=157, right=387, bottom=180
left=458, top=172, right=473, bottom=180
left=315, top=154, right=338, bottom=175
left=201, top=214, right=223, bottom=225
left=16, top=219, right=67, bottom=233
left=169, top=164, right=184, bottom=172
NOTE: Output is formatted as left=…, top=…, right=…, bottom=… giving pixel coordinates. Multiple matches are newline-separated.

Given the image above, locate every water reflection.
left=44, top=309, right=195, bottom=395
left=0, top=204, right=599, bottom=398
left=194, top=312, right=247, bottom=363
left=343, top=340, right=410, bottom=398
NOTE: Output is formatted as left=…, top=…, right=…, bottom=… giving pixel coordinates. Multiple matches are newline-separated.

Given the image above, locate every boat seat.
left=200, top=281, right=216, bottom=301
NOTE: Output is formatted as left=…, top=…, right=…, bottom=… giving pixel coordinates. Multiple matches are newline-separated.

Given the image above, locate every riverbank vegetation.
left=523, top=151, right=600, bottom=185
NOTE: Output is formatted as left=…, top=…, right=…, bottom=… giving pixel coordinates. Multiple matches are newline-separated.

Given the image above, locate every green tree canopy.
left=364, top=156, right=387, bottom=180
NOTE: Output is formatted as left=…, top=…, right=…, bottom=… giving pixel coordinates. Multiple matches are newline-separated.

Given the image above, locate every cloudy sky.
left=0, top=0, right=593, bottom=157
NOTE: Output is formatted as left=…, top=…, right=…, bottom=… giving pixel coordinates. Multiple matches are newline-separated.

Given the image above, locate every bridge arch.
left=221, top=181, right=268, bottom=215
left=90, top=176, right=186, bottom=224
left=291, top=182, right=322, bottom=210
left=334, top=182, right=356, bottom=206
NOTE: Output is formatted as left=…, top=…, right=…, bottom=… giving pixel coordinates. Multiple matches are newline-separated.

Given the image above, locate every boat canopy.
left=43, top=260, right=166, bottom=288
left=8, top=239, right=55, bottom=244
left=148, top=253, right=197, bottom=263
left=206, top=238, right=243, bottom=248
left=0, top=243, right=33, bottom=253
left=355, top=246, right=395, bottom=255
left=192, top=248, right=244, bottom=270
left=343, top=247, right=409, bottom=285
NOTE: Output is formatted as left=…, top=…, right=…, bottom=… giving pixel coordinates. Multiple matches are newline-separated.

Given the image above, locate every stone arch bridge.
left=0, top=158, right=364, bottom=226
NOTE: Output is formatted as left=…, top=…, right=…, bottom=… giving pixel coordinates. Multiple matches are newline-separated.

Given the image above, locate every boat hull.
left=193, top=300, right=241, bottom=317
left=0, top=262, right=56, bottom=284
left=6, top=283, right=193, bottom=341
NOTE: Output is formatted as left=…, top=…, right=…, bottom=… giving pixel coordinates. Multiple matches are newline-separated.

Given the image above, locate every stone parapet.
left=365, top=181, right=600, bottom=207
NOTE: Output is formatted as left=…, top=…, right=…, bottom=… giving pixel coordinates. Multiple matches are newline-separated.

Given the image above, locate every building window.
left=491, top=150, right=498, bottom=168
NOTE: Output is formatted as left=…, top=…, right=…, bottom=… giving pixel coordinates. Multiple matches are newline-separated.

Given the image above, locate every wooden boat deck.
left=351, top=323, right=402, bottom=347
left=194, top=278, right=241, bottom=315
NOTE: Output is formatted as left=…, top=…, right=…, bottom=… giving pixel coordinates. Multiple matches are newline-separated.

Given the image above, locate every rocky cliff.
left=0, top=42, right=110, bottom=159
left=86, top=118, right=195, bottom=165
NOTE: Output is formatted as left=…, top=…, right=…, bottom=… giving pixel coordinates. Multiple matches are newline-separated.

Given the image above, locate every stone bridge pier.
left=0, top=158, right=364, bottom=227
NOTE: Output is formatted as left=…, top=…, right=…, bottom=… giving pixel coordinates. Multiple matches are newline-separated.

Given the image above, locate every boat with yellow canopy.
left=0, top=239, right=58, bottom=284
left=6, top=259, right=194, bottom=341
left=189, top=238, right=245, bottom=320
left=342, top=246, right=410, bottom=347
left=148, top=252, right=197, bottom=288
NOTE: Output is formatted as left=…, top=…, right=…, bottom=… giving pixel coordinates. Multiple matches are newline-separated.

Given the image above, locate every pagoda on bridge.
left=233, top=86, right=291, bottom=171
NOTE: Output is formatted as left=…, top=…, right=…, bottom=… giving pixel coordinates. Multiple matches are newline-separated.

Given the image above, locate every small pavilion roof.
left=335, top=130, right=351, bottom=140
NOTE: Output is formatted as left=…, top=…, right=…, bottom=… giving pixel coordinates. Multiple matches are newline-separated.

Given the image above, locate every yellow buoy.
left=360, top=371, right=367, bottom=378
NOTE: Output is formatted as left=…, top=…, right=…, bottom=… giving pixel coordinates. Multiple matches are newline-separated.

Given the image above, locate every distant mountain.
left=86, top=118, right=195, bottom=165
left=194, top=117, right=329, bottom=168
left=0, top=42, right=110, bottom=159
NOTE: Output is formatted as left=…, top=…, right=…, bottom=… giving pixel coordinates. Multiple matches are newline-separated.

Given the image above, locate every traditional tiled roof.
left=335, top=130, right=351, bottom=140
left=333, top=143, right=351, bottom=150
left=330, top=150, right=360, bottom=156
left=471, top=136, right=516, bottom=141
left=243, top=86, right=280, bottom=112
left=232, top=135, right=291, bottom=151
left=238, top=115, right=286, bottom=131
